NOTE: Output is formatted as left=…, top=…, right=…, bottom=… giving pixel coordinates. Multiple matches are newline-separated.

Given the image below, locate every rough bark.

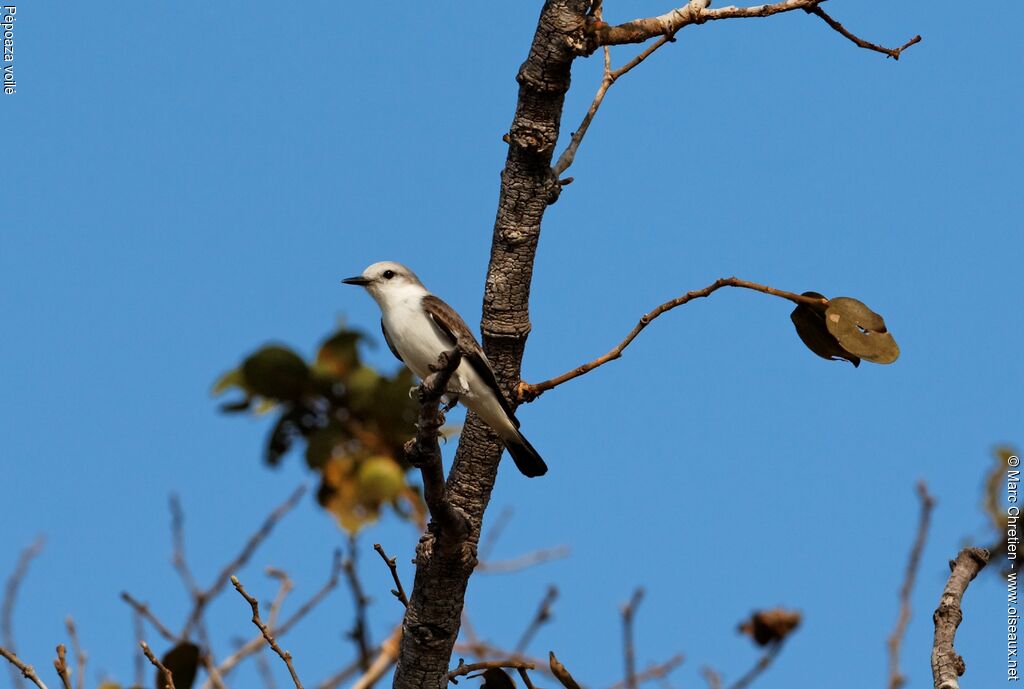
left=391, top=3, right=590, bottom=689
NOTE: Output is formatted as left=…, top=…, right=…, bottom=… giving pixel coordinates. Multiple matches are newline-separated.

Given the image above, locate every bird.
left=342, top=261, right=547, bottom=478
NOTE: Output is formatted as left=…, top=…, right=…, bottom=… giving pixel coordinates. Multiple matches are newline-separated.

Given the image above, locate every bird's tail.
left=503, top=428, right=547, bottom=478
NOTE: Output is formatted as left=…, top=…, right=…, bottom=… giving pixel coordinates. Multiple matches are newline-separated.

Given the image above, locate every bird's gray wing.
left=421, top=294, right=519, bottom=428
left=380, top=319, right=404, bottom=363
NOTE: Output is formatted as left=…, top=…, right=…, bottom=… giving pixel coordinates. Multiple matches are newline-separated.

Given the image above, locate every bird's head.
left=342, top=261, right=425, bottom=305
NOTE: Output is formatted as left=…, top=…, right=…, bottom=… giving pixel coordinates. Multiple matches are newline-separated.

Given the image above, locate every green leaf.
left=824, top=297, right=900, bottom=364
left=242, top=345, right=310, bottom=400
left=158, top=642, right=199, bottom=689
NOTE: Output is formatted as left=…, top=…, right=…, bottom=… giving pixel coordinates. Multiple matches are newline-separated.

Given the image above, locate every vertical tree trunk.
left=392, top=3, right=590, bottom=688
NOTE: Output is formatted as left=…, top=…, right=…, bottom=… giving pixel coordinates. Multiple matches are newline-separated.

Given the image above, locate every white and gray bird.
left=342, top=261, right=547, bottom=478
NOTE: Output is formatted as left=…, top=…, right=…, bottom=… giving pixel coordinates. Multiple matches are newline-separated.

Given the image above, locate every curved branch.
left=589, top=1, right=921, bottom=59
left=887, top=481, right=935, bottom=689
left=231, top=576, right=305, bottom=689
left=930, top=547, right=989, bottom=689
left=0, top=647, right=49, bottom=689
left=519, top=278, right=827, bottom=402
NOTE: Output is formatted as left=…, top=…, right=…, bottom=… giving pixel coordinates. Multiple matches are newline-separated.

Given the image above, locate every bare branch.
left=169, top=493, right=203, bottom=601
left=620, top=588, right=644, bottom=689
left=887, top=481, right=935, bottom=689
left=140, top=640, right=176, bottom=689
left=515, top=586, right=558, bottom=654
left=605, top=655, right=685, bottom=689
left=63, top=618, right=85, bottom=689
left=0, top=647, right=49, bottom=689
left=342, top=536, right=373, bottom=671
left=203, top=550, right=344, bottom=688
left=183, top=485, right=307, bottom=637
left=133, top=610, right=146, bottom=687
left=373, top=544, right=409, bottom=607
left=588, top=1, right=920, bottom=59
left=312, top=661, right=361, bottom=689
left=723, top=643, right=784, bottom=689
left=231, top=575, right=305, bottom=689
left=519, top=277, right=829, bottom=402
left=403, top=349, right=470, bottom=543
left=550, top=652, right=583, bottom=689
left=3, top=536, right=45, bottom=689
left=478, top=546, right=571, bottom=574
left=120, top=592, right=180, bottom=644
left=447, top=658, right=535, bottom=684
left=700, top=666, right=723, bottom=689
left=809, top=6, right=921, bottom=60
left=53, top=646, right=72, bottom=689
left=348, top=626, right=402, bottom=689
left=931, top=548, right=989, bottom=689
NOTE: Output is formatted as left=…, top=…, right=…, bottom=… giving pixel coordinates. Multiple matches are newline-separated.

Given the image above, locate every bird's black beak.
left=342, top=276, right=371, bottom=286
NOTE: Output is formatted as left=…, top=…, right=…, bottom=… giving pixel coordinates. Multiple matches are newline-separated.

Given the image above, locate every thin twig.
left=63, top=618, right=85, bottom=689
left=519, top=277, right=828, bottom=402
left=133, top=610, right=146, bottom=687
left=312, top=660, right=362, bottom=689
left=478, top=507, right=514, bottom=562
left=621, top=588, right=644, bottom=689
left=373, top=544, right=409, bottom=607
left=348, top=626, right=402, bottom=689
left=342, top=536, right=373, bottom=671
left=447, top=658, right=535, bottom=683
left=53, top=646, right=72, bottom=689
left=606, top=654, right=685, bottom=689
left=202, top=550, right=344, bottom=689
left=723, top=642, right=784, bottom=689
left=183, top=485, right=307, bottom=637
left=2, top=536, right=45, bottom=689
left=809, top=6, right=921, bottom=60
left=140, top=640, right=176, bottom=689
left=478, top=546, right=570, bottom=574
left=887, top=481, right=935, bottom=689
left=515, top=586, right=558, bottom=654
left=170, top=494, right=202, bottom=598
left=550, top=652, right=583, bottom=689
left=700, top=666, right=722, bottom=689
left=200, top=651, right=230, bottom=689
left=120, top=592, right=179, bottom=643
left=0, top=646, right=49, bottom=689
left=231, top=575, right=305, bottom=689
left=931, top=548, right=989, bottom=689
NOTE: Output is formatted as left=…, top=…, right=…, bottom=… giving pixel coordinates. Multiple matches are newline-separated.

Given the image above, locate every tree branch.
left=120, top=592, right=180, bottom=644
left=0, top=647, right=49, bottom=689
left=62, top=618, right=85, bottom=689
left=140, top=640, right=176, bottom=689
left=605, top=654, right=685, bottom=689
left=2, top=536, right=45, bottom=689
left=373, top=544, right=409, bottom=607
left=403, top=349, right=471, bottom=544
left=930, top=548, right=989, bottom=689
left=342, top=536, right=373, bottom=672
left=201, top=550, right=344, bottom=689
left=588, top=1, right=920, bottom=59
left=183, top=485, right=307, bottom=637
left=447, top=659, right=535, bottom=684
left=52, top=645, right=72, bottom=689
left=550, top=652, right=583, bottom=689
left=231, top=575, right=305, bottom=689
left=515, top=586, right=558, bottom=654
left=620, top=588, right=644, bottom=689
left=348, top=626, right=402, bottom=689
left=723, top=642, right=784, bottom=689
left=887, top=481, right=935, bottom=689
left=519, top=277, right=828, bottom=401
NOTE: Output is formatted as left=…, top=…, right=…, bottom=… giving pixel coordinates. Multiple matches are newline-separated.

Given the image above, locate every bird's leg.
left=441, top=394, right=459, bottom=413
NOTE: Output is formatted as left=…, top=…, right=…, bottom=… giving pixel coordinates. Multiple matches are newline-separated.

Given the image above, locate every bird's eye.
left=382, top=270, right=396, bottom=280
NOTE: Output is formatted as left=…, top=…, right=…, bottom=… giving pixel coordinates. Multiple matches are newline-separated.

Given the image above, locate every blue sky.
left=1, top=2, right=1020, bottom=688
